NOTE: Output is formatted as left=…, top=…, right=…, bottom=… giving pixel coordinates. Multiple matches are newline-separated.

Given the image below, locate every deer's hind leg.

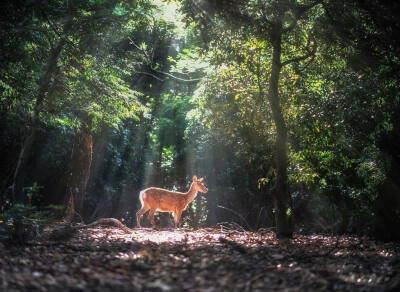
left=149, top=208, right=156, bottom=228
left=136, top=205, right=150, bottom=228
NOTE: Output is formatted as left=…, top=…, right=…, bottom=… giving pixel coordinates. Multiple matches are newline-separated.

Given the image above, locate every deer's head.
left=192, top=175, right=208, bottom=193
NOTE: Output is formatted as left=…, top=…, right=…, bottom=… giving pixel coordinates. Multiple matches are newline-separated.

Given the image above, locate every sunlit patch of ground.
left=1, top=226, right=399, bottom=291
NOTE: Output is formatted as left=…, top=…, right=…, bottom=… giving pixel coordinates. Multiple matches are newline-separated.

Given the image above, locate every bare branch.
left=152, top=69, right=202, bottom=82
left=134, top=71, right=164, bottom=81
left=217, top=204, right=252, bottom=230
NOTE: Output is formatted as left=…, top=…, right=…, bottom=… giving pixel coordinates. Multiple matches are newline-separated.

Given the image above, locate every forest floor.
left=1, top=224, right=399, bottom=291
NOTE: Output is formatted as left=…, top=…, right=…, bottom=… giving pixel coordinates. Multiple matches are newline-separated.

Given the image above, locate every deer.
left=136, top=176, right=208, bottom=228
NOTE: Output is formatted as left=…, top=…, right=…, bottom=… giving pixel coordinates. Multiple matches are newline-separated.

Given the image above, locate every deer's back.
left=141, top=187, right=187, bottom=211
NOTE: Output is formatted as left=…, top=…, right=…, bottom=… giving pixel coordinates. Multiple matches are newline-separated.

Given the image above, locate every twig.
left=215, top=221, right=247, bottom=233
left=256, top=206, right=265, bottom=229
left=217, top=205, right=252, bottom=230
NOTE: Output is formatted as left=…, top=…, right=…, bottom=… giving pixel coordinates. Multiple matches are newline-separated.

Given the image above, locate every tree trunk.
left=12, top=131, right=36, bottom=204
left=374, top=104, right=400, bottom=241
left=64, top=125, right=93, bottom=222
left=374, top=164, right=400, bottom=241
left=175, top=135, right=186, bottom=188
left=267, top=22, right=293, bottom=239
left=12, top=16, right=73, bottom=204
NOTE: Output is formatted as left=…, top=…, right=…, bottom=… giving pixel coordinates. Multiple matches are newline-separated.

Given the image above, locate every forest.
left=1, top=0, right=399, bottom=291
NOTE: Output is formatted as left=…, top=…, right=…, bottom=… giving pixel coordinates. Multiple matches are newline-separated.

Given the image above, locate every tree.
left=316, top=0, right=400, bottom=239
left=1, top=0, right=74, bottom=203
left=182, top=0, right=323, bottom=238
left=1, top=0, right=150, bottom=218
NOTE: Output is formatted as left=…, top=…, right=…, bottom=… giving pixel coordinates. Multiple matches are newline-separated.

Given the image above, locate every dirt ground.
left=1, top=225, right=399, bottom=291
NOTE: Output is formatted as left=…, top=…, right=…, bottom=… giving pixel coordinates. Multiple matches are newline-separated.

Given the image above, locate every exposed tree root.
left=49, top=218, right=133, bottom=241
left=82, top=218, right=133, bottom=233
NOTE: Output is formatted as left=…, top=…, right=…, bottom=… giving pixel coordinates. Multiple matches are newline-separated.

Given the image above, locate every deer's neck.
left=185, top=183, right=198, bottom=205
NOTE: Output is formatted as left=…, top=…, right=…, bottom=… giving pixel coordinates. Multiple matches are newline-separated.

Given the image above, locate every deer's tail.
left=139, top=190, right=145, bottom=206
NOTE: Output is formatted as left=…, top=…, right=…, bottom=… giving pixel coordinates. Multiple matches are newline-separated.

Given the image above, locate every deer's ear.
left=193, top=175, right=197, bottom=181
left=199, top=177, right=204, bottom=182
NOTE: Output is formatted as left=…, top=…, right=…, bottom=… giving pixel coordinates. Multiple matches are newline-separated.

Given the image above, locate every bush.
left=0, top=204, right=63, bottom=245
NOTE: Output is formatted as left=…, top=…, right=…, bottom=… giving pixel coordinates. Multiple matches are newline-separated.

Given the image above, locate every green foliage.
left=1, top=0, right=400, bottom=237
left=1, top=204, right=63, bottom=244
left=179, top=0, right=400, bottom=236
left=0, top=179, right=63, bottom=244
left=52, top=53, right=143, bottom=130
left=184, top=195, right=208, bottom=228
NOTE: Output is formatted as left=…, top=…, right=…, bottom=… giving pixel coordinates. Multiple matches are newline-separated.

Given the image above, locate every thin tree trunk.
left=12, top=16, right=73, bottom=204
left=12, top=131, right=36, bottom=204
left=175, top=134, right=186, bottom=188
left=267, top=22, right=293, bottom=239
left=64, top=125, right=93, bottom=222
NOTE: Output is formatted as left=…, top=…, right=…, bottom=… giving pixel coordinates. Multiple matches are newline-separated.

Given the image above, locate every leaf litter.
left=0, top=225, right=399, bottom=291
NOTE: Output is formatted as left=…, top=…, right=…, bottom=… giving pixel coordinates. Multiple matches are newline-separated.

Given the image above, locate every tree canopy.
left=1, top=0, right=400, bottom=242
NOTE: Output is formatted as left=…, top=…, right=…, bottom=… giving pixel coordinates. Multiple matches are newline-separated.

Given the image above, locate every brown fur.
left=136, top=176, right=208, bottom=228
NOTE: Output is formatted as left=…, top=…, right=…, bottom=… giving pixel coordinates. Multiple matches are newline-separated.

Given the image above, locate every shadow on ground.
left=1, top=226, right=399, bottom=291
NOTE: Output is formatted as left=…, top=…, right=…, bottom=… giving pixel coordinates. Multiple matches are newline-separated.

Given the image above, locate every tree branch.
left=128, top=37, right=151, bottom=61
left=39, top=7, right=79, bottom=51
left=128, top=37, right=202, bottom=83
left=283, top=0, right=324, bottom=33
left=152, top=69, right=202, bottom=82
left=134, top=71, right=164, bottom=81
left=281, top=38, right=317, bottom=66
left=10, top=26, right=54, bottom=46
left=257, top=0, right=273, bottom=26
left=281, top=52, right=313, bottom=66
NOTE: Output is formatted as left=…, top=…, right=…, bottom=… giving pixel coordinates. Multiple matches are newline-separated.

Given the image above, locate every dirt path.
left=1, top=226, right=399, bottom=291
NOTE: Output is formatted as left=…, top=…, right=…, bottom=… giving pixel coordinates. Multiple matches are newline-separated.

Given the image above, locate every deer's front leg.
left=174, top=210, right=182, bottom=228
